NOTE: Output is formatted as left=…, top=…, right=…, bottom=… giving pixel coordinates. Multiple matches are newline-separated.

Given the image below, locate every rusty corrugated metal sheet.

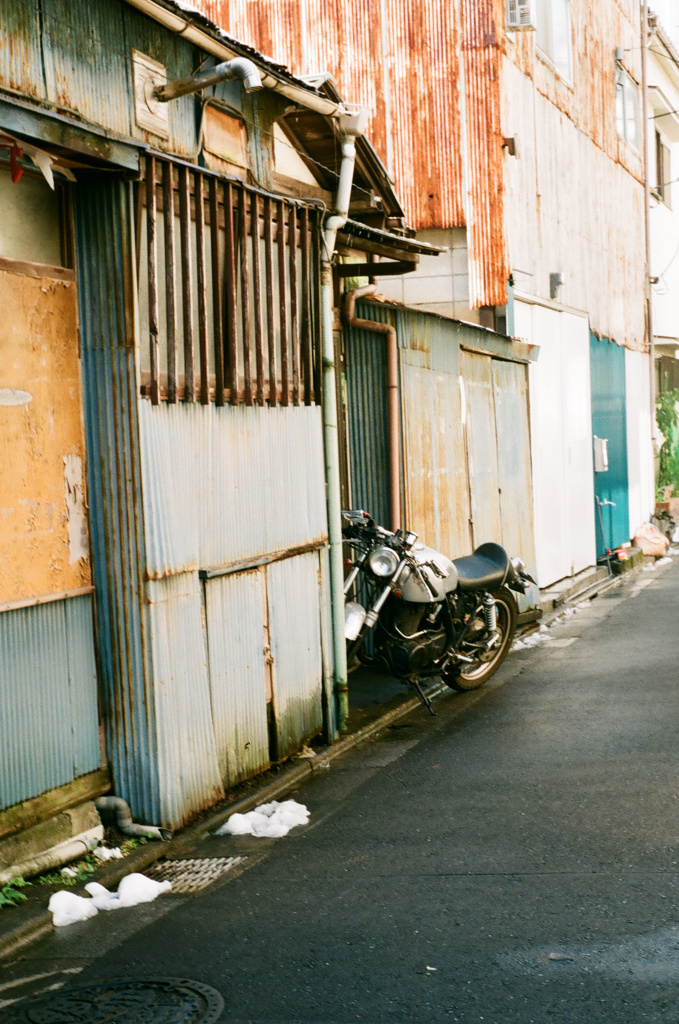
left=138, top=402, right=328, bottom=576
left=461, top=0, right=508, bottom=309
left=195, top=0, right=465, bottom=233
left=204, top=570, right=271, bottom=788
left=146, top=574, right=225, bottom=826
left=267, top=552, right=325, bottom=758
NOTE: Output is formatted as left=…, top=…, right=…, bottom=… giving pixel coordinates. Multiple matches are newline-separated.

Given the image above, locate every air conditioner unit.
left=506, top=0, right=537, bottom=30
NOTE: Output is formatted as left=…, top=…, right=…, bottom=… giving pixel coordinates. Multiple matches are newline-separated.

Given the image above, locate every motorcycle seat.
left=452, top=542, right=509, bottom=592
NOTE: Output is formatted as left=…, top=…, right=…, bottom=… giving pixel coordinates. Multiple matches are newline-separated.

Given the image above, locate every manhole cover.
left=145, top=856, right=245, bottom=893
left=5, top=978, right=224, bottom=1024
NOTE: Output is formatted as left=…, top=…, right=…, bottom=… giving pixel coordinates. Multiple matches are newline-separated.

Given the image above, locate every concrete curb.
left=0, top=680, right=448, bottom=962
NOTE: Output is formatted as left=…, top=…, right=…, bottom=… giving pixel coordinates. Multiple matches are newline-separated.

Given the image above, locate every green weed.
left=0, top=877, right=31, bottom=909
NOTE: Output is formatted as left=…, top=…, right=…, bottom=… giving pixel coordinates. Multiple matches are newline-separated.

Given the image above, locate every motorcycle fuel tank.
left=399, top=543, right=458, bottom=603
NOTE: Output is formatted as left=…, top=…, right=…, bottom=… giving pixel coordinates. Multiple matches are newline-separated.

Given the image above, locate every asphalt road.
left=3, top=559, right=679, bottom=1023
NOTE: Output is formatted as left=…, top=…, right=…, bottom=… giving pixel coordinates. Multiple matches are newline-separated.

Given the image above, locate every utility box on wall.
left=593, top=435, right=609, bottom=473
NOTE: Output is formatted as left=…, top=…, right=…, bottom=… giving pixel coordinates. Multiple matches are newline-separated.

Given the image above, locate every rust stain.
left=0, top=270, right=91, bottom=603
left=461, top=0, right=508, bottom=308
left=195, top=0, right=464, bottom=233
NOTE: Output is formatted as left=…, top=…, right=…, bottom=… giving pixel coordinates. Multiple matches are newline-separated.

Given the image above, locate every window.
left=615, top=68, right=640, bottom=150
left=535, top=0, right=573, bottom=80
left=654, top=129, right=671, bottom=207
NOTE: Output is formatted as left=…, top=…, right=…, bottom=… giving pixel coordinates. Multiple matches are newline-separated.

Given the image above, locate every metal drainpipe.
left=321, top=108, right=370, bottom=734
left=155, top=57, right=263, bottom=101
left=640, top=2, right=657, bottom=459
left=344, top=284, right=401, bottom=533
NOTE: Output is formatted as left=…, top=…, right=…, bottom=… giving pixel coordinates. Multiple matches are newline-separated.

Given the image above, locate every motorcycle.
left=342, top=509, right=535, bottom=712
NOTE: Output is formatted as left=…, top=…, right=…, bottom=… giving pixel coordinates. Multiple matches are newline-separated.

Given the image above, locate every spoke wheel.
left=444, top=589, right=517, bottom=691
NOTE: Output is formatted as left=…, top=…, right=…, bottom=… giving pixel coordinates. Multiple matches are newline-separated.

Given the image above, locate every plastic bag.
left=632, top=522, right=669, bottom=557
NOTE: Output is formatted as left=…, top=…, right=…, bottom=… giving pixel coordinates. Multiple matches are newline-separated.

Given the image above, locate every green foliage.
left=119, top=835, right=151, bottom=855
left=0, top=877, right=31, bottom=909
left=656, top=388, right=679, bottom=496
left=35, top=853, right=99, bottom=888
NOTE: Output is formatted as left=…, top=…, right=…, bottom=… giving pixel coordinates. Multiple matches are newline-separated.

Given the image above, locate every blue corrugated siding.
left=590, top=335, right=630, bottom=556
left=74, top=178, right=160, bottom=824
left=0, top=596, right=101, bottom=811
left=344, top=302, right=393, bottom=526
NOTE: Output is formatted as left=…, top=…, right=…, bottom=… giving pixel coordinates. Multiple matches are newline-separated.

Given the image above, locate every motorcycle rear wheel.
left=443, top=589, right=517, bottom=691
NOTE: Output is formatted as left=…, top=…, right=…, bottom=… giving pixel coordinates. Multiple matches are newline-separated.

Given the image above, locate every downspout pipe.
left=345, top=285, right=401, bottom=532
left=155, top=58, right=263, bottom=101
left=95, top=796, right=173, bottom=841
left=321, top=107, right=370, bottom=735
left=640, top=2, right=658, bottom=473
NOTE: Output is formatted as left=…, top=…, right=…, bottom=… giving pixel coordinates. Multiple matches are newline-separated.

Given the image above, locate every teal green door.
left=590, top=335, right=629, bottom=557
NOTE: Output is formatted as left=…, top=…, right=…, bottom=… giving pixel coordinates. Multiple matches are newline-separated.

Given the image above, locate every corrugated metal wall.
left=344, top=302, right=538, bottom=608
left=75, top=178, right=160, bottom=822
left=0, top=596, right=101, bottom=810
left=138, top=403, right=327, bottom=573
left=460, top=0, right=508, bottom=308
left=344, top=312, right=391, bottom=528
left=590, top=335, right=630, bottom=556
left=0, top=0, right=200, bottom=158
left=136, top=400, right=330, bottom=823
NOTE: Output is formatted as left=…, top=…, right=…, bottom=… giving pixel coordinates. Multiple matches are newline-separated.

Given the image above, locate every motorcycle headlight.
left=368, top=546, right=400, bottom=578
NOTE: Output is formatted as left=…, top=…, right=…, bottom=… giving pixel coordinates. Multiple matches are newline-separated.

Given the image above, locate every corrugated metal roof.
left=175, top=0, right=466, bottom=235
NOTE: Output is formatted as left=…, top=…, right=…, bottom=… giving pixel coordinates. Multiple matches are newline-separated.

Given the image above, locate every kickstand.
left=412, top=678, right=436, bottom=716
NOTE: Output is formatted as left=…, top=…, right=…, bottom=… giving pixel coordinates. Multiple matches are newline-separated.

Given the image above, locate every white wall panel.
left=625, top=349, right=655, bottom=536
left=516, top=299, right=596, bottom=587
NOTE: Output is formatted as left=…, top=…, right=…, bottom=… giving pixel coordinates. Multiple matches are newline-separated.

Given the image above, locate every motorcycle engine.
left=381, top=600, right=448, bottom=676
left=388, top=630, right=448, bottom=675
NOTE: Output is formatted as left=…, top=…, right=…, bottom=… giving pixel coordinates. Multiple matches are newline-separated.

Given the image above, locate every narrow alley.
left=3, top=559, right=679, bottom=1023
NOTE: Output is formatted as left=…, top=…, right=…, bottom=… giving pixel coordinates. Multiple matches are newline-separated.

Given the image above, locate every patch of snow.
left=60, top=867, right=78, bottom=878
left=214, top=799, right=310, bottom=838
left=655, top=556, right=672, bottom=567
left=48, top=892, right=98, bottom=928
left=117, top=873, right=172, bottom=906
left=92, top=845, right=123, bottom=862
left=48, top=872, right=172, bottom=927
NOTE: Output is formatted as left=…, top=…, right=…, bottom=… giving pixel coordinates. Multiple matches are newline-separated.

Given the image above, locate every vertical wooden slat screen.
left=300, top=206, right=311, bottom=406
left=139, top=156, right=321, bottom=407
left=209, top=176, right=224, bottom=407
left=224, top=180, right=238, bottom=404
left=277, top=200, right=289, bottom=408
left=239, top=191, right=253, bottom=407
left=196, top=173, right=210, bottom=405
left=146, top=156, right=159, bottom=406
left=162, top=161, right=177, bottom=404
left=251, top=193, right=265, bottom=407
left=289, top=207, right=300, bottom=406
left=178, top=165, right=195, bottom=403
left=264, top=196, right=277, bottom=408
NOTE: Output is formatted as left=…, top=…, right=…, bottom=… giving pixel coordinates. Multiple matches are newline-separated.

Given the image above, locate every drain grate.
left=5, top=978, right=224, bottom=1024
left=144, top=856, right=245, bottom=893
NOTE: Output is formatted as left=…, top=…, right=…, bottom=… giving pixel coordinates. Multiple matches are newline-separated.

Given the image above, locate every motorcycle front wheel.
left=443, top=589, right=517, bottom=692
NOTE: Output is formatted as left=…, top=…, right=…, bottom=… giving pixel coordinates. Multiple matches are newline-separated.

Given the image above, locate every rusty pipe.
left=155, top=58, right=263, bottom=102
left=344, top=285, right=401, bottom=532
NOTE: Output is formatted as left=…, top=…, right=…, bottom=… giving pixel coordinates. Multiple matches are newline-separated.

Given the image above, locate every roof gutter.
left=124, top=0, right=346, bottom=117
